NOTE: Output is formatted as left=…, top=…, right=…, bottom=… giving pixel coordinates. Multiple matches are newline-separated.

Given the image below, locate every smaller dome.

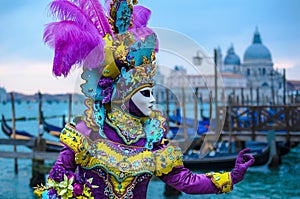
left=224, top=45, right=240, bottom=65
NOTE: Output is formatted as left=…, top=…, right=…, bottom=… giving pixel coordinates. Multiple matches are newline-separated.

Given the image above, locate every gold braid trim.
left=206, top=171, right=233, bottom=193
left=60, top=123, right=184, bottom=177
left=82, top=98, right=99, bottom=132
left=154, top=146, right=184, bottom=176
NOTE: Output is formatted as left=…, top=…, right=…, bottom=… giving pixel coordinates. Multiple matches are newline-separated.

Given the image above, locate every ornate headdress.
left=44, top=0, right=158, bottom=130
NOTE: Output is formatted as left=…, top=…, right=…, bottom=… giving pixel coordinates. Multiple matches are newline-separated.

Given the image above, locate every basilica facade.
left=220, top=27, right=283, bottom=104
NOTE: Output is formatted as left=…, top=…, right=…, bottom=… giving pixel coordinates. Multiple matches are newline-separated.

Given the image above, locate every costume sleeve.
left=154, top=140, right=232, bottom=194
left=50, top=146, right=77, bottom=172
left=159, top=166, right=219, bottom=194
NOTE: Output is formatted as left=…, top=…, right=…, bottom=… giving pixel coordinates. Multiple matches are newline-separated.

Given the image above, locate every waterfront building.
left=157, top=27, right=293, bottom=105
left=0, top=87, right=7, bottom=103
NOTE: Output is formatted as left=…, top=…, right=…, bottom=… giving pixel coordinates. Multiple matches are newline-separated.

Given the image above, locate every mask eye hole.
left=140, top=90, right=150, bottom=97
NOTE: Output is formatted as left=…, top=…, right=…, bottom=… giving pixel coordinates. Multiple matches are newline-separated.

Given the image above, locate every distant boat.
left=183, top=141, right=270, bottom=170
left=41, top=112, right=65, bottom=138
left=169, top=115, right=210, bottom=136
left=1, top=115, right=63, bottom=152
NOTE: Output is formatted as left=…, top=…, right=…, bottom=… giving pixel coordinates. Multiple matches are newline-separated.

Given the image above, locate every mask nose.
left=150, top=92, right=156, bottom=104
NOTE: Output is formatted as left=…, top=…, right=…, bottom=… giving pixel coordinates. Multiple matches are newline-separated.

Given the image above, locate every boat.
left=1, top=115, right=63, bottom=152
left=183, top=141, right=270, bottom=171
left=169, top=114, right=210, bottom=136
left=41, top=112, right=65, bottom=138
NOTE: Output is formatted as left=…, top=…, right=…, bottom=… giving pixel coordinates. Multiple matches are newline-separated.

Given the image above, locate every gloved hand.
left=230, top=148, right=255, bottom=184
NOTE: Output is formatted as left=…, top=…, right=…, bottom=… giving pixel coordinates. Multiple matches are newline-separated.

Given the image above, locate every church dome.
left=224, top=44, right=240, bottom=65
left=244, top=28, right=272, bottom=62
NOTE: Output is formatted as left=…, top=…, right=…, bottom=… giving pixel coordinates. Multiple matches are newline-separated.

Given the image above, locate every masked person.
left=34, top=0, right=254, bottom=198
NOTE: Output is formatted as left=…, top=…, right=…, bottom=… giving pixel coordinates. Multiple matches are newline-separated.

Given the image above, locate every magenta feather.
left=74, top=0, right=113, bottom=36
left=49, top=0, right=99, bottom=35
left=44, top=21, right=104, bottom=76
left=44, top=0, right=108, bottom=76
left=132, top=6, right=151, bottom=28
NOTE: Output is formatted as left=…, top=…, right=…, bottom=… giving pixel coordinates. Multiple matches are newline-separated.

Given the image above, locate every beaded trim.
left=206, top=171, right=233, bottom=193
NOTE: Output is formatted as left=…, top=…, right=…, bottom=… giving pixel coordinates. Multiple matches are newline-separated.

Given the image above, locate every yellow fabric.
left=102, top=47, right=120, bottom=79
left=60, top=123, right=184, bottom=196
left=206, top=171, right=233, bottom=193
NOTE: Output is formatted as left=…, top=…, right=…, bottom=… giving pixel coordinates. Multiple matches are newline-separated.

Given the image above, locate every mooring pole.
left=10, top=92, right=18, bottom=174
left=38, top=92, right=42, bottom=142
left=68, top=94, right=72, bottom=123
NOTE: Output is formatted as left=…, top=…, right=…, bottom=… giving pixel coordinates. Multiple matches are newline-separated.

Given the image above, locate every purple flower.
left=67, top=173, right=75, bottom=180
left=98, top=77, right=114, bottom=103
left=49, top=165, right=66, bottom=182
left=98, top=77, right=113, bottom=87
left=48, top=188, right=58, bottom=199
left=73, top=183, right=84, bottom=196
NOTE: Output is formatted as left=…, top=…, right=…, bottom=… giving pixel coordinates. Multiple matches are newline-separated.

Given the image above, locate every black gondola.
left=1, top=115, right=63, bottom=152
left=41, top=112, right=65, bottom=138
left=183, top=141, right=270, bottom=170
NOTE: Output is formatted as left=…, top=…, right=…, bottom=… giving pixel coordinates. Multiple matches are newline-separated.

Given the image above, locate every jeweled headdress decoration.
left=44, top=0, right=158, bottom=130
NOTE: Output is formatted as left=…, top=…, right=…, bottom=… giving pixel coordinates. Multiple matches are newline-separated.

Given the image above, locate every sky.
left=0, top=0, right=300, bottom=94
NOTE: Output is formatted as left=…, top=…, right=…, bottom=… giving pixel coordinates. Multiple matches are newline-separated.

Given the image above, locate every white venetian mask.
left=131, top=87, right=155, bottom=116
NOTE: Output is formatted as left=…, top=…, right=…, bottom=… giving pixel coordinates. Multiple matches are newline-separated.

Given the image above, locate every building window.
left=262, top=68, right=266, bottom=75
left=247, top=68, right=250, bottom=76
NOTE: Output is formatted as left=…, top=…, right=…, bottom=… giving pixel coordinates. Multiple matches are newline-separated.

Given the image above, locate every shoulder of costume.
left=59, top=123, right=86, bottom=153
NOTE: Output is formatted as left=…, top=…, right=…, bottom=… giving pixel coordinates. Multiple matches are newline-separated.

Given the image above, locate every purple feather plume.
left=132, top=6, right=151, bottom=28
left=44, top=21, right=104, bottom=76
left=74, top=0, right=113, bottom=36
left=44, top=0, right=110, bottom=76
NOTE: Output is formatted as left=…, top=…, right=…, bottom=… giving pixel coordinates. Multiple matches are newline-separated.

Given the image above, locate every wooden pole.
left=182, top=87, right=188, bottom=151
left=241, top=87, right=244, bottom=105
left=165, top=88, right=170, bottom=130
left=38, top=92, right=42, bottom=142
left=68, top=94, right=72, bottom=123
left=251, top=106, right=256, bottom=141
left=199, top=92, right=204, bottom=119
left=283, top=69, right=286, bottom=105
left=30, top=91, right=46, bottom=187
left=214, top=49, right=218, bottom=133
left=250, top=86, right=253, bottom=105
left=209, top=91, right=212, bottom=120
left=256, top=87, right=260, bottom=105
left=194, top=87, right=198, bottom=129
left=228, top=96, right=233, bottom=153
left=10, top=92, right=18, bottom=174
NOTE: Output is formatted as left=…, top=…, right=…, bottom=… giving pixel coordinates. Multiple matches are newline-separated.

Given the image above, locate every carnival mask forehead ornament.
left=44, top=0, right=159, bottom=130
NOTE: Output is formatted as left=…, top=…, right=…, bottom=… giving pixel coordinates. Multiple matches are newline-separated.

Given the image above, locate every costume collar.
left=106, top=106, right=145, bottom=145
left=106, top=106, right=167, bottom=150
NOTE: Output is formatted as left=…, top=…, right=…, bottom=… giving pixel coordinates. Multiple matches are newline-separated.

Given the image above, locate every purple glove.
left=231, top=148, right=255, bottom=184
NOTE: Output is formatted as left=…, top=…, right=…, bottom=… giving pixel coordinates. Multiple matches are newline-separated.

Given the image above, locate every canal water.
left=0, top=102, right=299, bottom=198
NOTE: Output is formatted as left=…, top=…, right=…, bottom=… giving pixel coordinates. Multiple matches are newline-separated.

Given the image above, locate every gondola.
left=1, top=115, right=63, bottom=152
left=41, top=112, right=65, bottom=138
left=183, top=141, right=270, bottom=171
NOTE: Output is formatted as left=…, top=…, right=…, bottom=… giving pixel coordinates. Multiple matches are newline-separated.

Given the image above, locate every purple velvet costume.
left=44, top=102, right=254, bottom=199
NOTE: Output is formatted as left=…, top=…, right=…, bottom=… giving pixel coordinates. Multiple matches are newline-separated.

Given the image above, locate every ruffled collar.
left=106, top=106, right=167, bottom=150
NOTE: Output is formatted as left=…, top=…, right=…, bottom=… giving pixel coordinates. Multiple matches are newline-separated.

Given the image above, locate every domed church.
left=221, top=27, right=283, bottom=104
